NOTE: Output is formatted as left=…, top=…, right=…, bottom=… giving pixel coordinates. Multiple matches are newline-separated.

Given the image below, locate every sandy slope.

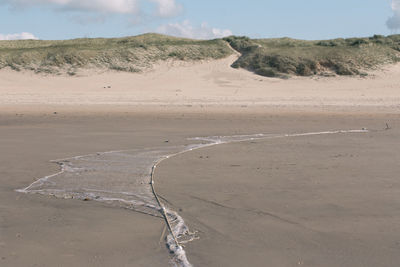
left=1, top=55, right=400, bottom=110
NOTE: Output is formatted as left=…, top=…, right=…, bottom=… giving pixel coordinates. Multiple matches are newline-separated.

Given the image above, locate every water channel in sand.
left=17, top=130, right=368, bottom=267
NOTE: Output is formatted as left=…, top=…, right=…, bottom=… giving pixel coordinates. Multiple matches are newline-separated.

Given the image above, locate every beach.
left=1, top=55, right=400, bottom=267
left=1, top=54, right=400, bottom=110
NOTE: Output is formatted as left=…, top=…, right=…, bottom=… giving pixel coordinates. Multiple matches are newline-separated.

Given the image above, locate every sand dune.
left=1, top=55, right=400, bottom=111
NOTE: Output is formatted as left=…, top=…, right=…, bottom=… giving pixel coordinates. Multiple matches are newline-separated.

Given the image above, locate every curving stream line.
left=146, top=129, right=369, bottom=267
left=16, top=129, right=368, bottom=267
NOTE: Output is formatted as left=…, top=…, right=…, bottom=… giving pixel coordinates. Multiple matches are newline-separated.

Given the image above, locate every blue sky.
left=0, top=0, right=398, bottom=40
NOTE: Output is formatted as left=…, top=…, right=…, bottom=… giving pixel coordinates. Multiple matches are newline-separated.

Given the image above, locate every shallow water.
left=17, top=130, right=367, bottom=267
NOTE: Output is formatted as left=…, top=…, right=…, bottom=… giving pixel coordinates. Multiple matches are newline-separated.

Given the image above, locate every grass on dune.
left=1, top=33, right=400, bottom=78
left=224, top=35, right=400, bottom=78
left=0, top=33, right=233, bottom=75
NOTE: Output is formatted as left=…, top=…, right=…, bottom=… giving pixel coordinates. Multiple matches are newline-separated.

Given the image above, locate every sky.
left=0, top=0, right=398, bottom=40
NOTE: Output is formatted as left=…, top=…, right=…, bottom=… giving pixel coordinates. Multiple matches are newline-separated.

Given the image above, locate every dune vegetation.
left=224, top=35, right=400, bottom=78
left=1, top=33, right=400, bottom=77
left=0, top=33, right=233, bottom=75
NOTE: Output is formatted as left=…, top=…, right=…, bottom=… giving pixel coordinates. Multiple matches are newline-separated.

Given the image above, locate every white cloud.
left=387, top=0, right=400, bottom=31
left=2, top=0, right=140, bottom=14
left=0, top=32, right=38, bottom=40
left=1, top=0, right=183, bottom=16
left=156, top=20, right=233, bottom=40
left=149, top=0, right=182, bottom=17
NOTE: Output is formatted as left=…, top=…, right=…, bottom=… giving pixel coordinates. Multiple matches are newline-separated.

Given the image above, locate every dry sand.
left=1, top=56, right=400, bottom=267
left=1, top=55, right=400, bottom=110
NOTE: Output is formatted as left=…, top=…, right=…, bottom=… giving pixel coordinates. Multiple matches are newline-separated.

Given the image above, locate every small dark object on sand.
left=53, top=112, right=57, bottom=115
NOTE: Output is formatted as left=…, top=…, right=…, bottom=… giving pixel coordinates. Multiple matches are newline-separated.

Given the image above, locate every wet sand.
left=157, top=112, right=400, bottom=267
left=1, top=110, right=399, bottom=266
